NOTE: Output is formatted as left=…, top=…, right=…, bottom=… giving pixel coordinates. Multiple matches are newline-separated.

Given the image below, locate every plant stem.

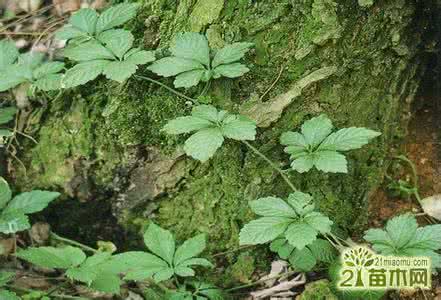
left=242, top=141, right=297, bottom=192
left=51, top=232, right=98, bottom=254
left=134, top=75, right=198, bottom=104
left=225, top=270, right=298, bottom=292
left=393, top=155, right=422, bottom=205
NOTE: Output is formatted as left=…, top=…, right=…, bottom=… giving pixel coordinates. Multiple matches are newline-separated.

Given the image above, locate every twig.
left=259, top=65, right=285, bottom=102
left=51, top=232, right=98, bottom=254
left=134, top=75, right=198, bottom=103
left=242, top=141, right=297, bottom=192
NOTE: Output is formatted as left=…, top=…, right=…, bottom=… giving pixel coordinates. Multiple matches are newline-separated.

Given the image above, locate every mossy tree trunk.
left=13, top=0, right=431, bottom=282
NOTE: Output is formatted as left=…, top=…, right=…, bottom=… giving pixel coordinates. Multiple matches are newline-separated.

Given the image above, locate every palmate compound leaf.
left=163, top=105, right=257, bottom=162
left=65, top=252, right=112, bottom=284
left=281, top=114, right=381, bottom=174
left=70, top=8, right=98, bottom=35
left=240, top=192, right=333, bottom=250
left=98, top=29, right=134, bottom=59
left=63, top=40, right=115, bottom=62
left=2, top=190, right=60, bottom=215
left=149, top=33, right=252, bottom=88
left=16, top=246, right=86, bottom=269
left=363, top=214, right=441, bottom=268
left=173, top=234, right=206, bottom=266
left=62, top=60, right=110, bottom=88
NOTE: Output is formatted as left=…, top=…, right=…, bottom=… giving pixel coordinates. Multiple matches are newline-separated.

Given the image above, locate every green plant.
left=120, top=223, right=213, bottom=282
left=363, top=214, right=441, bottom=268
left=239, top=191, right=333, bottom=250
left=270, top=237, right=337, bottom=272
left=0, top=106, right=17, bottom=141
left=0, top=40, right=65, bottom=93
left=168, top=281, right=225, bottom=300
left=280, top=114, right=381, bottom=173
left=163, top=104, right=257, bottom=161
left=56, top=4, right=155, bottom=87
left=148, top=32, right=253, bottom=88
left=0, top=177, right=60, bottom=234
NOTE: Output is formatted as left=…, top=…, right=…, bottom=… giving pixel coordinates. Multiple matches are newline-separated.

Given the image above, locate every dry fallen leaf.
left=18, top=0, right=42, bottom=12
left=251, top=273, right=306, bottom=299
left=53, top=0, right=80, bottom=15
left=0, top=237, right=15, bottom=256
left=421, top=194, right=441, bottom=220
left=30, top=222, right=51, bottom=245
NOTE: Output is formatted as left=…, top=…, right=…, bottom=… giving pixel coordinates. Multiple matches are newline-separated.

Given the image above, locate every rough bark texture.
left=12, top=0, right=431, bottom=283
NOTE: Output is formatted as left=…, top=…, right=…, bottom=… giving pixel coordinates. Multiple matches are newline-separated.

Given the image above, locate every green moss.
left=298, top=280, right=338, bottom=300
left=189, top=0, right=224, bottom=32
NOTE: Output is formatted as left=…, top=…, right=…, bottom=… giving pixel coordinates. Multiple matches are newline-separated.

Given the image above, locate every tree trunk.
left=12, top=0, right=432, bottom=279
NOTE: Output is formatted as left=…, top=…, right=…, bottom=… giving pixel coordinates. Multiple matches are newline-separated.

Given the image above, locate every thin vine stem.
left=393, top=155, right=422, bottom=205
left=51, top=232, right=98, bottom=254
left=242, top=141, right=297, bottom=192
left=134, top=75, right=198, bottom=104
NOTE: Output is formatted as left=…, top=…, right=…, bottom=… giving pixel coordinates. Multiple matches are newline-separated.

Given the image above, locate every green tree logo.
left=343, top=247, right=375, bottom=287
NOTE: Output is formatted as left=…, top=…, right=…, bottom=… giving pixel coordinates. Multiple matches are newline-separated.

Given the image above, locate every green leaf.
left=308, top=239, right=337, bottom=263
left=98, top=29, right=133, bottom=59
left=70, top=8, right=98, bottom=35
left=90, top=272, right=121, bottom=294
left=289, top=247, right=317, bottom=271
left=177, top=258, right=213, bottom=268
left=0, top=107, right=17, bottom=125
left=63, top=41, right=114, bottom=61
left=153, top=267, right=175, bottom=283
left=301, top=114, right=333, bottom=148
left=304, top=212, right=333, bottom=234
left=0, top=129, right=13, bottom=138
left=33, top=62, right=64, bottom=79
left=148, top=57, right=205, bottom=77
left=0, top=271, right=15, bottom=286
left=124, top=49, right=155, bottom=65
left=144, top=223, right=175, bottom=265
left=0, top=177, right=11, bottom=209
left=0, top=68, right=28, bottom=92
left=191, top=105, right=219, bottom=122
left=66, top=252, right=112, bottom=284
left=0, top=40, right=19, bottom=70
left=171, top=32, right=210, bottom=66
left=385, top=214, right=418, bottom=248
left=3, top=190, right=60, bottom=215
left=183, top=127, right=224, bottom=162
left=0, top=290, right=20, bottom=300
left=102, top=60, right=137, bottom=83
left=212, top=42, right=253, bottom=68
left=17, top=52, right=44, bottom=69
left=62, top=60, right=109, bottom=88
left=0, top=212, right=30, bottom=234
left=213, top=63, right=249, bottom=78
left=221, top=115, right=256, bottom=141
left=163, top=116, right=213, bottom=135
left=285, top=222, right=317, bottom=250
left=174, top=69, right=205, bottom=88
left=249, top=197, right=296, bottom=217
left=239, top=217, right=292, bottom=245
left=196, top=283, right=224, bottom=300
left=108, top=251, right=168, bottom=279
left=16, top=246, right=86, bottom=269
left=408, top=225, right=441, bottom=250
left=319, top=127, right=381, bottom=151
left=314, top=150, right=348, bottom=173
left=96, top=3, right=140, bottom=33
left=363, top=228, right=391, bottom=245
left=174, top=234, right=206, bottom=266
left=290, top=154, right=315, bottom=173
left=55, top=24, right=88, bottom=41
left=287, top=192, right=315, bottom=216
left=280, top=131, right=308, bottom=154
left=33, top=74, right=63, bottom=91
left=174, top=266, right=195, bottom=277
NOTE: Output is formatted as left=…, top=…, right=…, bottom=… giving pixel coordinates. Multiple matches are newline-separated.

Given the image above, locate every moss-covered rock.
left=12, top=0, right=433, bottom=285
